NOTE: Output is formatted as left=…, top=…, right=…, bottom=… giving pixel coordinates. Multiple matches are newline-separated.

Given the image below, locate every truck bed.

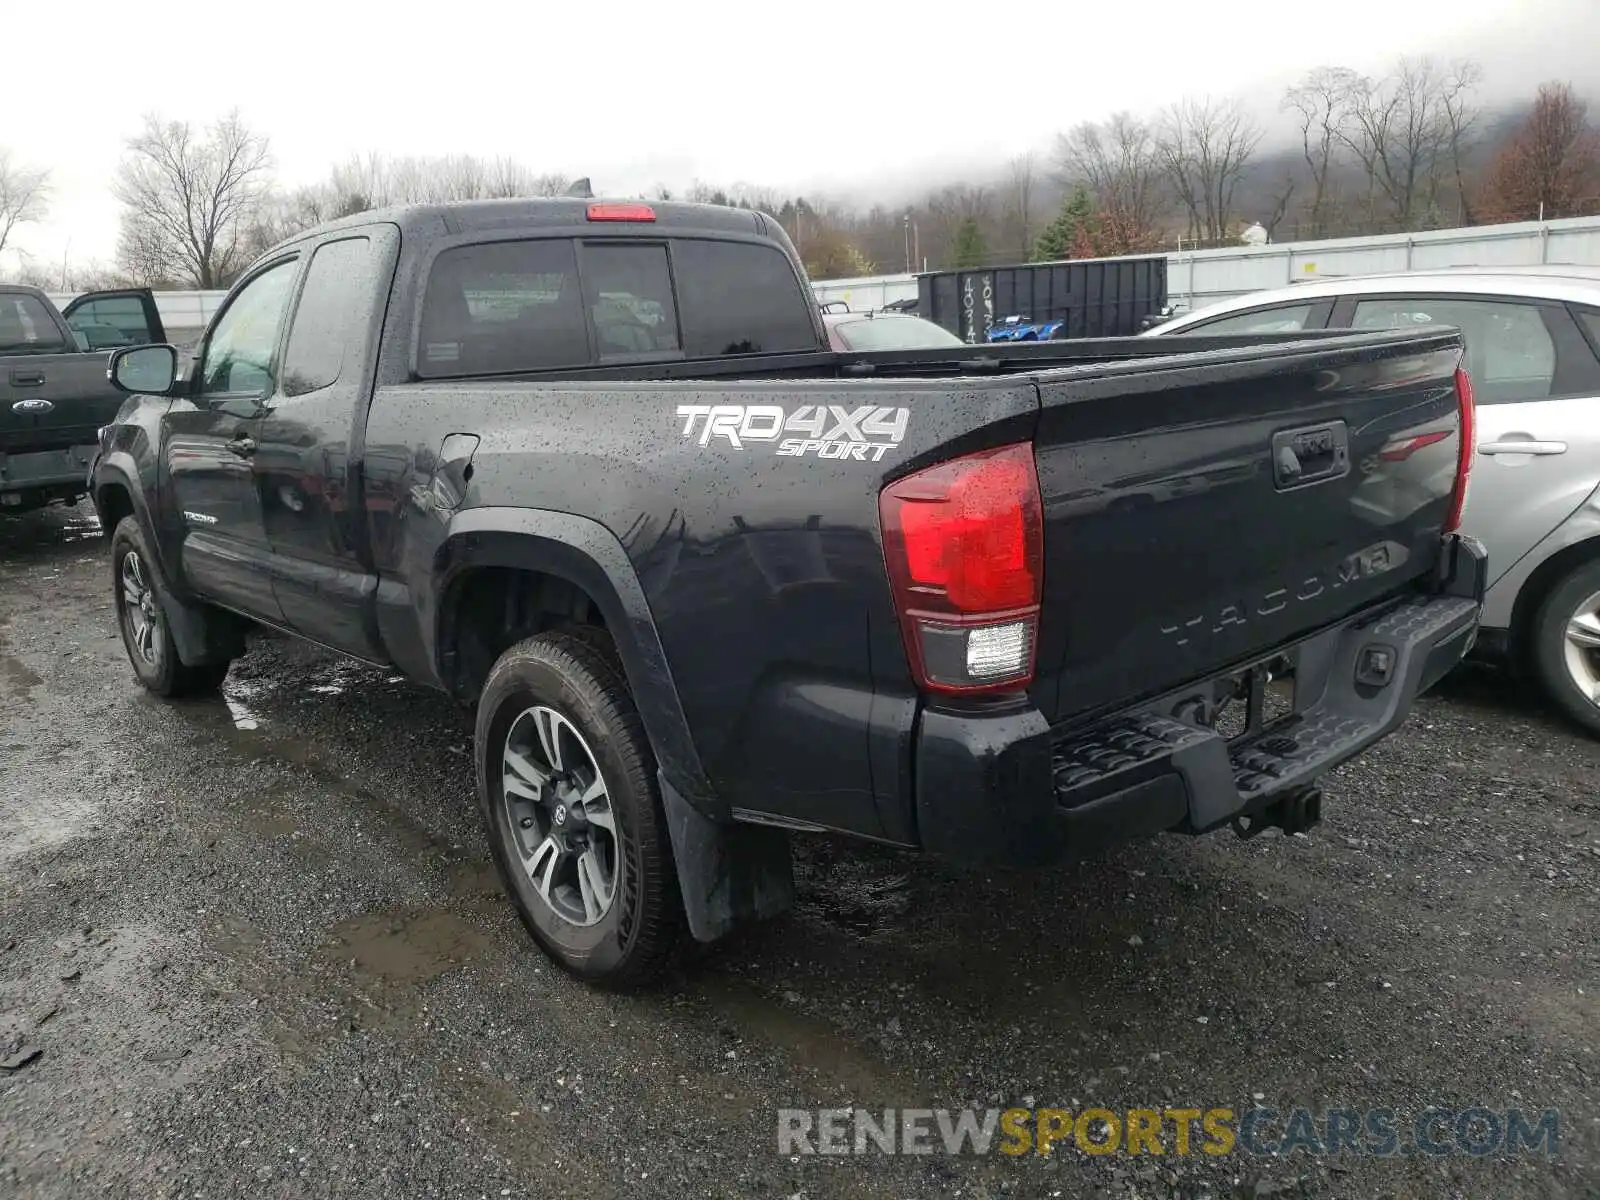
left=361, top=326, right=1469, bottom=844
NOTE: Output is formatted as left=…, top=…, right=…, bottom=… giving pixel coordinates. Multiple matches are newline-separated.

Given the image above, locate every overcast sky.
left=5, top=0, right=1596, bottom=280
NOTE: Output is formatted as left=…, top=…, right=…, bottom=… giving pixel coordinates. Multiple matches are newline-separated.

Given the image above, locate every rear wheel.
left=1531, top=558, right=1600, bottom=736
left=474, top=627, right=684, bottom=988
left=110, top=517, right=231, bottom=697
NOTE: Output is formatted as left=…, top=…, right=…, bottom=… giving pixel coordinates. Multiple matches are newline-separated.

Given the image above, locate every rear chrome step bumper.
left=912, top=536, right=1485, bottom=866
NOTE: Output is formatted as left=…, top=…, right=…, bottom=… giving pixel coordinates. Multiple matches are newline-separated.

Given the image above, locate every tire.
left=474, top=626, right=684, bottom=988
left=110, top=516, right=231, bottom=698
left=1530, top=557, right=1600, bottom=737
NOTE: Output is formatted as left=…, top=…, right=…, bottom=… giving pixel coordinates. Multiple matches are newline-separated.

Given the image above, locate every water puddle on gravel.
left=303, top=660, right=369, bottom=697
left=220, top=676, right=264, bottom=731
left=60, top=512, right=102, bottom=543
left=315, top=908, right=492, bottom=984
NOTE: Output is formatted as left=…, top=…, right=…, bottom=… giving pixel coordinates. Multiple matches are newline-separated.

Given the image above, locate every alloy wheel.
left=1563, top=589, right=1600, bottom=707
left=119, top=550, right=162, bottom=667
left=500, top=705, right=620, bottom=927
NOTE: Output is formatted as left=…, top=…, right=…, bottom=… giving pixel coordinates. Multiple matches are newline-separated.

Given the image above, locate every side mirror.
left=109, top=344, right=178, bottom=395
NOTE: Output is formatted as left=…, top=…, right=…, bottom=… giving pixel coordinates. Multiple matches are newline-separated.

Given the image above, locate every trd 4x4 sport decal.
left=676, top=404, right=910, bottom=462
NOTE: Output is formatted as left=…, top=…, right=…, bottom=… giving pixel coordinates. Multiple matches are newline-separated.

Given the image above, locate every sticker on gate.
left=676, top=404, right=910, bottom=462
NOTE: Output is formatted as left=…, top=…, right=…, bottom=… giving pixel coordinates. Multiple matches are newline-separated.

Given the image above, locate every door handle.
left=1479, top=439, right=1567, bottom=456
left=226, top=435, right=258, bottom=458
left=9, top=370, right=45, bottom=387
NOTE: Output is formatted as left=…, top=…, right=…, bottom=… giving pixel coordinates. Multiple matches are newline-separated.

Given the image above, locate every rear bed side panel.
left=362, top=376, right=1038, bottom=843
left=1028, top=332, right=1465, bottom=725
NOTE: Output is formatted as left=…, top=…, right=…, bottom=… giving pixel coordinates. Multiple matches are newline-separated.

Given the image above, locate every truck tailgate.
left=1030, top=330, right=1466, bottom=725
left=0, top=353, right=121, bottom=455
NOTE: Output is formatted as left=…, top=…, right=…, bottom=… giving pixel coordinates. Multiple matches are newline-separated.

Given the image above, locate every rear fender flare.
left=435, top=507, right=719, bottom=817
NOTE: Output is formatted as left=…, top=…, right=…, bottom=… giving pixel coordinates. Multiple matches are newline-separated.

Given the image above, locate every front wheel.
left=110, top=516, right=230, bottom=697
left=1531, top=558, right=1600, bottom=737
left=474, top=628, right=684, bottom=988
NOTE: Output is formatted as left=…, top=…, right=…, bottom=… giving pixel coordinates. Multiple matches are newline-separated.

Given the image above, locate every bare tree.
left=999, top=153, right=1037, bottom=261
left=113, top=111, right=272, bottom=288
left=1261, top=172, right=1298, bottom=241
left=1282, top=67, right=1360, bottom=237
left=0, top=149, right=51, bottom=261
left=1440, top=61, right=1485, bottom=224
left=319, top=153, right=569, bottom=206
left=1477, top=81, right=1600, bottom=222
left=922, top=184, right=992, bottom=268
left=1156, top=97, right=1262, bottom=243
left=1055, top=113, right=1165, bottom=247
left=1339, top=57, right=1482, bottom=231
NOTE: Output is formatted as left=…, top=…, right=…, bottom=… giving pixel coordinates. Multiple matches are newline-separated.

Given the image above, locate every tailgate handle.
left=9, top=369, right=45, bottom=387
left=1272, top=421, right=1350, bottom=490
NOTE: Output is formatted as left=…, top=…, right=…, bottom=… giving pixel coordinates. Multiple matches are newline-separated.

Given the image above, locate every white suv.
left=1151, top=267, right=1600, bottom=734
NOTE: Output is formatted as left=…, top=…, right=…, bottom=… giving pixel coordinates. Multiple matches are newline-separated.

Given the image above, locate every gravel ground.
left=1, top=501, right=1596, bottom=1199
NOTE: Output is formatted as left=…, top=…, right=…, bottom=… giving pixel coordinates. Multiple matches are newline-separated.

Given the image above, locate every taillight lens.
left=879, top=442, right=1043, bottom=694
left=1446, top=366, right=1475, bottom=533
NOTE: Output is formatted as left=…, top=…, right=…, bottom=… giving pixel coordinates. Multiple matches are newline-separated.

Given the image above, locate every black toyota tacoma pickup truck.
left=91, top=199, right=1485, bottom=987
left=1, top=284, right=164, bottom=512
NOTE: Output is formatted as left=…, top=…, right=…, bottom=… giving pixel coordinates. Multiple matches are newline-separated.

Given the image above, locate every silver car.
left=1150, top=267, right=1600, bottom=734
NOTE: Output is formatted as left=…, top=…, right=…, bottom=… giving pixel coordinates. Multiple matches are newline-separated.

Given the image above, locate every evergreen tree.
left=1033, top=186, right=1097, bottom=261
left=951, top=216, right=987, bottom=267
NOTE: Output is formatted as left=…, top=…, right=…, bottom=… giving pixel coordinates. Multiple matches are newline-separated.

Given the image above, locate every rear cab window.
left=416, top=236, right=817, bottom=377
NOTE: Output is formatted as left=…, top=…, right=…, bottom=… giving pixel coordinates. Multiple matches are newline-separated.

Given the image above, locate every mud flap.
left=150, top=565, right=245, bottom=667
left=659, top=772, right=795, bottom=943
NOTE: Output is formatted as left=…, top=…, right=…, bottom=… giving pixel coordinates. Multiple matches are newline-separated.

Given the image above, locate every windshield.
left=831, top=315, right=963, bottom=352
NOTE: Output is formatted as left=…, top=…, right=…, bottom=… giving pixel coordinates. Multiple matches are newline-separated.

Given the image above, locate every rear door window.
left=1351, top=297, right=1555, bottom=403
left=670, top=239, right=818, bottom=357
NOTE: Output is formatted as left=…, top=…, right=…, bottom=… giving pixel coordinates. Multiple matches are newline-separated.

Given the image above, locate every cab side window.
left=197, top=261, right=299, bottom=397
left=281, top=238, right=374, bottom=396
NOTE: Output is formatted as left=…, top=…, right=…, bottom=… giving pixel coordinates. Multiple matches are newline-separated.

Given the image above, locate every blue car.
left=985, top=314, right=1065, bottom=342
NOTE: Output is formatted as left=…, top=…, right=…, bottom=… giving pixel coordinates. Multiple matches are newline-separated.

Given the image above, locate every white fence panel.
left=812, top=216, right=1600, bottom=317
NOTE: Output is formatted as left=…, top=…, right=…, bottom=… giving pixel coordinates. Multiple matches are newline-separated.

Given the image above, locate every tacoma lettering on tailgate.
left=1160, top=541, right=1409, bottom=647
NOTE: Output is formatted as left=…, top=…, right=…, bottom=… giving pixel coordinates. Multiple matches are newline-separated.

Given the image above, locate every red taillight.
left=1446, top=366, right=1475, bottom=533
left=879, top=442, right=1043, bottom=694
left=586, top=202, right=656, bottom=222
